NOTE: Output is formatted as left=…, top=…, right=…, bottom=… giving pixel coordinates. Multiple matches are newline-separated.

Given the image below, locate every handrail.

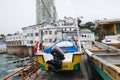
left=2, top=59, right=39, bottom=80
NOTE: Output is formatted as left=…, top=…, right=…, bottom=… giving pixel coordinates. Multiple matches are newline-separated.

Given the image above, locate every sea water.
left=0, top=53, right=21, bottom=80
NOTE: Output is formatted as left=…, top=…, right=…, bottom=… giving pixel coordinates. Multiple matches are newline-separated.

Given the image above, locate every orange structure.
left=2, top=60, right=39, bottom=80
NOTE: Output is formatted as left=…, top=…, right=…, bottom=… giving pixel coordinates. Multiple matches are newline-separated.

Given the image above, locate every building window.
left=55, top=31, right=57, bottom=35
left=44, top=31, right=47, bottom=35
left=35, top=33, right=38, bottom=36
left=6, top=38, right=9, bottom=40
left=49, top=39, right=52, bottom=42
left=65, top=28, right=66, bottom=31
left=30, top=33, right=33, bottom=37
left=25, top=35, right=27, bottom=38
left=49, top=31, right=52, bottom=35
left=19, top=41, right=21, bottom=45
left=30, top=40, right=33, bottom=44
left=45, top=39, right=48, bottom=43
left=27, top=40, right=29, bottom=44
left=82, top=35, right=84, bottom=37
left=27, top=33, right=29, bottom=37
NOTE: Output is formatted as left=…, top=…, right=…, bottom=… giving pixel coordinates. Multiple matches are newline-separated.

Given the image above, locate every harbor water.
left=0, top=53, right=29, bottom=80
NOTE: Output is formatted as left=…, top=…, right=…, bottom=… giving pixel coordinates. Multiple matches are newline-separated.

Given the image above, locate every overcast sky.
left=0, top=0, right=120, bottom=34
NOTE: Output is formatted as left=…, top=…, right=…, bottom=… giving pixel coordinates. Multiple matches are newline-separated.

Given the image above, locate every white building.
left=40, top=17, right=77, bottom=46
left=6, top=32, right=22, bottom=42
left=40, top=17, right=95, bottom=48
left=80, top=29, right=95, bottom=49
left=6, top=32, right=25, bottom=55
left=6, top=25, right=40, bottom=56
left=40, top=25, right=95, bottom=48
left=22, top=25, right=39, bottom=46
left=6, top=26, right=39, bottom=47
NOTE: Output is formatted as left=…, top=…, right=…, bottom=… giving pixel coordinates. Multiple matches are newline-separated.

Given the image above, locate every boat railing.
left=94, top=41, right=118, bottom=52
left=2, top=59, right=39, bottom=80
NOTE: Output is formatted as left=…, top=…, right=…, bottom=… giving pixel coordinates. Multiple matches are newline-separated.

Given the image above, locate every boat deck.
left=85, top=41, right=120, bottom=80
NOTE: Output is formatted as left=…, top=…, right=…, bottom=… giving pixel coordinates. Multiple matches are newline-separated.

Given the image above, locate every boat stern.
left=37, top=52, right=81, bottom=71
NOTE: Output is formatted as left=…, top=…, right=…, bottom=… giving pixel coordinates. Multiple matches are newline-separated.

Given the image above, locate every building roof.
left=99, top=18, right=120, bottom=24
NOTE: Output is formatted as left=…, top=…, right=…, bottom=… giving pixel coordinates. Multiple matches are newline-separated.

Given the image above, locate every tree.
left=85, top=22, right=94, bottom=29
left=77, top=18, right=82, bottom=27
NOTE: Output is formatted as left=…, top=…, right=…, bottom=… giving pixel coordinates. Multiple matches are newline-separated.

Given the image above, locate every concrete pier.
left=28, top=54, right=103, bottom=80
left=29, top=69, right=85, bottom=80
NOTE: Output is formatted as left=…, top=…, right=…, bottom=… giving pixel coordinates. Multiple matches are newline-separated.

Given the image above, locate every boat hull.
left=88, top=57, right=113, bottom=80
left=37, top=54, right=81, bottom=71
left=86, top=53, right=120, bottom=80
left=108, top=44, right=120, bottom=48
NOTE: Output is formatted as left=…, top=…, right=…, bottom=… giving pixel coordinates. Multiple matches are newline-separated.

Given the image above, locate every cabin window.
left=106, top=39, right=111, bottom=42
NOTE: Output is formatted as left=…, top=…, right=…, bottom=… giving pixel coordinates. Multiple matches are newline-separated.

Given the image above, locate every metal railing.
left=2, top=59, right=39, bottom=80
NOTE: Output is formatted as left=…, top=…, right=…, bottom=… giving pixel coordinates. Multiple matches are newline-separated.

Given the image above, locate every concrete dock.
left=28, top=54, right=103, bottom=80
left=29, top=68, right=85, bottom=80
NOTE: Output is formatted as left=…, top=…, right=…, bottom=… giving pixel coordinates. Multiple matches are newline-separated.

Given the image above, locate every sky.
left=0, top=0, right=120, bottom=34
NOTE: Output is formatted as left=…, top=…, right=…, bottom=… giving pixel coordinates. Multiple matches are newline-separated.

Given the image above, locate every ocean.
left=0, top=53, right=21, bottom=80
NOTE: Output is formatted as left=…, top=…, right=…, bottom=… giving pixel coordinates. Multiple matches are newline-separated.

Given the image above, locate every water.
left=0, top=53, right=24, bottom=80
left=0, top=54, right=9, bottom=79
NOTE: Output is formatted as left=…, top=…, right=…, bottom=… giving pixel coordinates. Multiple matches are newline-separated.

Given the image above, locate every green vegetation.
left=0, top=34, right=5, bottom=40
left=79, top=21, right=95, bottom=32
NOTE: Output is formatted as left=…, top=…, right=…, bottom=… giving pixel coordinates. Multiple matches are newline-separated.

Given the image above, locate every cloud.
left=1, top=0, right=120, bottom=34
left=55, top=0, right=120, bottom=21
left=0, top=0, right=36, bottom=34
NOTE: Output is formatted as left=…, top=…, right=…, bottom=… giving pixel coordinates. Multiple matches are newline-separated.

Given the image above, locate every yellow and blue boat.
left=35, top=26, right=83, bottom=72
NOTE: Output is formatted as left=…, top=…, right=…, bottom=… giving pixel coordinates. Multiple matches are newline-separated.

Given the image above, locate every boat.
left=85, top=41, right=120, bottom=80
left=35, top=26, right=83, bottom=73
left=95, top=19, right=120, bottom=48
left=102, top=34, right=120, bottom=48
